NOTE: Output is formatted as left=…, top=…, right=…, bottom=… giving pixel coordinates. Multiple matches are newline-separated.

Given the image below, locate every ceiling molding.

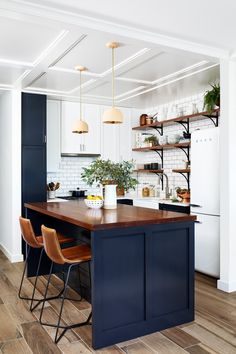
left=49, top=66, right=100, bottom=78
left=100, top=48, right=150, bottom=77
left=0, top=0, right=229, bottom=59
left=25, top=86, right=69, bottom=94
left=118, top=63, right=219, bottom=103
left=116, top=77, right=152, bottom=85
left=115, top=86, right=145, bottom=99
left=26, top=72, right=47, bottom=87
left=0, top=58, right=33, bottom=68
left=48, top=34, right=87, bottom=67
left=33, top=29, right=69, bottom=66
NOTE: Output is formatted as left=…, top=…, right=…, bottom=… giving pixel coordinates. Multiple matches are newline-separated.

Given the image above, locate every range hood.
left=61, top=153, right=101, bottom=157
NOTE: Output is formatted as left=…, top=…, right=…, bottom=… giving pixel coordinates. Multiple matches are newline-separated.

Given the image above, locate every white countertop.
left=117, top=195, right=190, bottom=206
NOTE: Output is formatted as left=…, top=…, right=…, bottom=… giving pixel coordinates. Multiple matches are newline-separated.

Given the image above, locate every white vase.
left=104, top=184, right=117, bottom=209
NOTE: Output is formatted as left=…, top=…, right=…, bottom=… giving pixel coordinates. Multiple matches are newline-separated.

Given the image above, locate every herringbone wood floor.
left=0, top=250, right=236, bottom=354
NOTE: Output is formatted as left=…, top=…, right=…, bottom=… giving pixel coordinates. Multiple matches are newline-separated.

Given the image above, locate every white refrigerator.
left=190, top=127, right=220, bottom=278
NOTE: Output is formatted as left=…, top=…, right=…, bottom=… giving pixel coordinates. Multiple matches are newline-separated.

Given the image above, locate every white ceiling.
left=28, top=0, right=236, bottom=51
left=0, top=0, right=221, bottom=108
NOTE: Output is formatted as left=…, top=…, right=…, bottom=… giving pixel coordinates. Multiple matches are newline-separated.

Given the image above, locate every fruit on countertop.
left=86, top=195, right=103, bottom=201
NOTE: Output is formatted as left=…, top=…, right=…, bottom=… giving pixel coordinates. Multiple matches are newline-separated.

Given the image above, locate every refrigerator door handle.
left=190, top=203, right=202, bottom=208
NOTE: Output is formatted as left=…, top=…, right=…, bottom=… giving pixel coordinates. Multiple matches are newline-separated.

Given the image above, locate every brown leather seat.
left=19, top=216, right=74, bottom=247
left=40, top=225, right=92, bottom=344
left=18, top=217, right=74, bottom=312
left=41, top=225, right=91, bottom=264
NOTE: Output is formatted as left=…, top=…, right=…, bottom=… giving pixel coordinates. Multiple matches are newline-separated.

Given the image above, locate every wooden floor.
left=0, top=251, right=236, bottom=354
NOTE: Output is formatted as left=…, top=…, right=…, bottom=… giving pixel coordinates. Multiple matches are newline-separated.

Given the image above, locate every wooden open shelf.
left=132, top=109, right=220, bottom=131
left=172, top=168, right=190, bottom=173
left=132, top=142, right=190, bottom=152
left=133, top=169, right=164, bottom=174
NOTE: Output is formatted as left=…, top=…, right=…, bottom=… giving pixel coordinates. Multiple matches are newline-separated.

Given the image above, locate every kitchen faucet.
left=163, top=173, right=171, bottom=199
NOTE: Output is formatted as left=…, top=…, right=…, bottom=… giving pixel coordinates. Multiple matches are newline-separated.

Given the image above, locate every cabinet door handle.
left=80, top=144, right=82, bottom=151
left=190, top=204, right=202, bottom=208
left=83, top=144, right=86, bottom=151
left=194, top=220, right=202, bottom=224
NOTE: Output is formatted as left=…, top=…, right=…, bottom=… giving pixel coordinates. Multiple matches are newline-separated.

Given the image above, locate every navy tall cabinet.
left=21, top=93, right=47, bottom=265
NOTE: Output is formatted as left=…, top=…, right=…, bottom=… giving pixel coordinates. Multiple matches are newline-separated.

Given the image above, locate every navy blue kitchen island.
left=25, top=201, right=196, bottom=349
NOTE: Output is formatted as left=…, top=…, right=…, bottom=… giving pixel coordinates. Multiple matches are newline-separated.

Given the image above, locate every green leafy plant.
left=203, top=83, right=220, bottom=113
left=81, top=159, right=138, bottom=192
left=144, top=135, right=158, bottom=145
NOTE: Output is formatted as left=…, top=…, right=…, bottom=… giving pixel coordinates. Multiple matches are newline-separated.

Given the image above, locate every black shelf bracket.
left=151, top=124, right=163, bottom=136
left=177, top=171, right=190, bottom=190
left=176, top=119, right=190, bottom=134
left=203, top=111, right=219, bottom=127
left=154, top=149, right=164, bottom=168
left=179, top=146, right=190, bottom=161
left=152, top=172, right=164, bottom=190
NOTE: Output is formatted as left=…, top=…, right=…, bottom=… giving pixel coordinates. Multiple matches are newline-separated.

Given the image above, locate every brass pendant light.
left=72, top=66, right=89, bottom=134
left=102, top=42, right=123, bottom=124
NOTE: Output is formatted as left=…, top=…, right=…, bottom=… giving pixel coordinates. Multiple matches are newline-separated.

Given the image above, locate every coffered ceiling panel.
left=84, top=79, right=145, bottom=98
left=29, top=70, right=92, bottom=91
left=118, top=53, right=204, bottom=82
left=0, top=66, right=27, bottom=85
left=53, top=32, right=145, bottom=74
left=0, top=17, right=62, bottom=63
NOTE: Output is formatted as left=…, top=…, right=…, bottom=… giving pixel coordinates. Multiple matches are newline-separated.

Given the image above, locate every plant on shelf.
left=144, top=135, right=158, bottom=147
left=203, top=83, right=220, bottom=114
left=81, top=159, right=138, bottom=195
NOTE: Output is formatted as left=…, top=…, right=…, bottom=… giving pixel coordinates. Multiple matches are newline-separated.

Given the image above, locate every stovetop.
left=58, top=196, right=85, bottom=201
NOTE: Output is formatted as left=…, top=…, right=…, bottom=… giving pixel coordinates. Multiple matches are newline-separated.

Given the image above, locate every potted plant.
left=81, top=159, right=138, bottom=205
left=113, top=160, right=138, bottom=196
left=203, top=83, right=220, bottom=113
left=144, top=135, right=158, bottom=147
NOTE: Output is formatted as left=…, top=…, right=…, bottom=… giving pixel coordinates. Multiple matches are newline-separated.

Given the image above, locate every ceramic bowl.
left=159, top=135, right=168, bottom=145
left=84, top=199, right=103, bottom=209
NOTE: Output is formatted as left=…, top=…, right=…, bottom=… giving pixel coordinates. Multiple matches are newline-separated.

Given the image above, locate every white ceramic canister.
left=48, top=190, right=56, bottom=199
left=103, top=184, right=117, bottom=209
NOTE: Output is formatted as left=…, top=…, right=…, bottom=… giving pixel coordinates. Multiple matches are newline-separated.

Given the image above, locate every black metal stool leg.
left=39, top=261, right=54, bottom=324
left=37, top=261, right=92, bottom=345
left=54, top=263, right=73, bottom=343
left=18, top=246, right=31, bottom=300
left=30, top=247, right=44, bottom=311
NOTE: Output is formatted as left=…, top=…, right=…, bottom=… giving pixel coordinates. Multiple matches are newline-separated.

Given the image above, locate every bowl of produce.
left=84, top=195, right=103, bottom=209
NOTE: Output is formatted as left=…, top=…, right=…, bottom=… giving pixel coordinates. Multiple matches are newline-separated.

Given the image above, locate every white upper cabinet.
left=118, top=108, right=132, bottom=162
left=61, top=101, right=101, bottom=155
left=100, top=105, right=133, bottom=162
left=61, top=101, right=83, bottom=154
left=47, top=100, right=61, bottom=172
left=100, top=105, right=119, bottom=162
left=83, top=103, right=101, bottom=154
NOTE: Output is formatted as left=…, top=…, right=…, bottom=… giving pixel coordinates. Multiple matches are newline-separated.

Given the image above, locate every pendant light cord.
left=112, top=47, right=115, bottom=108
left=80, top=70, right=82, bottom=121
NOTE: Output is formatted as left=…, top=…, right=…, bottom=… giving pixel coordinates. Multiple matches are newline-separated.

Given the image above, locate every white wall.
left=0, top=90, right=22, bottom=262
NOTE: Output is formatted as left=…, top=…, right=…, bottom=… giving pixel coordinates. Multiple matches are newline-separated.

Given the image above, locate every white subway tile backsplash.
left=47, top=156, right=98, bottom=196
left=132, top=92, right=218, bottom=195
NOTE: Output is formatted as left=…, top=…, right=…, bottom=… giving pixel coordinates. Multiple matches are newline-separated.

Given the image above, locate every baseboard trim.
left=217, top=279, right=236, bottom=293
left=0, top=244, right=23, bottom=263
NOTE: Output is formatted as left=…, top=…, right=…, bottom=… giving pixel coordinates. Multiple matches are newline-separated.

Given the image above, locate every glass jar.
left=149, top=185, right=155, bottom=197
left=142, top=185, right=150, bottom=197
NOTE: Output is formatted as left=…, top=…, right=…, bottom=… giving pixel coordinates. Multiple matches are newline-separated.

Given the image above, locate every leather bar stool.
left=40, top=224, right=92, bottom=344
left=19, top=216, right=74, bottom=311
